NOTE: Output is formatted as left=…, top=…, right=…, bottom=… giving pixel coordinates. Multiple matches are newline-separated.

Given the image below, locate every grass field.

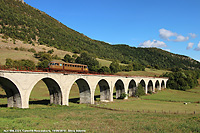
left=97, top=58, right=127, bottom=67
left=0, top=79, right=200, bottom=132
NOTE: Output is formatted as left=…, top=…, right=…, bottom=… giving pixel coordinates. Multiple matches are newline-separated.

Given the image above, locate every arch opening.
left=0, top=77, right=22, bottom=108
left=140, top=80, right=146, bottom=90
left=155, top=80, right=160, bottom=91
left=114, top=80, right=125, bottom=99
left=29, top=78, right=62, bottom=106
left=69, top=79, right=91, bottom=104
left=128, top=80, right=136, bottom=97
left=96, top=79, right=110, bottom=102
left=161, top=80, right=165, bottom=89
left=147, top=80, right=153, bottom=94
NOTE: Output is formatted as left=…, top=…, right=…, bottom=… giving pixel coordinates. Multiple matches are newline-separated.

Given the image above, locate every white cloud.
left=159, top=28, right=177, bottom=41
left=194, top=41, right=200, bottom=51
left=139, top=40, right=167, bottom=48
left=189, top=33, right=197, bottom=38
left=174, top=35, right=189, bottom=42
left=159, top=28, right=189, bottom=42
left=187, top=42, right=194, bottom=50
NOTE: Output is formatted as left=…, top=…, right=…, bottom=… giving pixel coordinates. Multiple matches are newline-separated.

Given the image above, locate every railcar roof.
left=49, top=61, right=87, bottom=66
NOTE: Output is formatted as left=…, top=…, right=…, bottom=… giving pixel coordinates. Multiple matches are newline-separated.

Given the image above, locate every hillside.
left=0, top=0, right=200, bottom=70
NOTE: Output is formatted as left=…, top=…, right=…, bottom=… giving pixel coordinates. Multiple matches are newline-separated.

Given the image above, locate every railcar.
left=48, top=61, right=89, bottom=73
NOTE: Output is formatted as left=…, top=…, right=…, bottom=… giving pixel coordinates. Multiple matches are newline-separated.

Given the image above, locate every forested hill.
left=0, top=0, right=200, bottom=70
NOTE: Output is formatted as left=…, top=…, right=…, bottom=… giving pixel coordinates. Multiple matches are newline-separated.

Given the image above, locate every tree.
left=135, top=84, right=145, bottom=97
left=6, top=59, right=35, bottom=70
left=21, top=59, right=36, bottom=70
left=47, top=49, right=54, bottom=54
left=40, top=53, right=52, bottom=61
left=98, top=66, right=111, bottom=74
left=63, top=54, right=74, bottom=63
left=37, top=60, right=49, bottom=68
left=6, top=58, right=13, bottom=67
left=109, top=60, right=120, bottom=73
left=121, top=64, right=133, bottom=72
left=75, top=52, right=99, bottom=71
left=162, top=70, right=200, bottom=91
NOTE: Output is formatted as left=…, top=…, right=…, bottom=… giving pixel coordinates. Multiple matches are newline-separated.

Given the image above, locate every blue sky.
left=24, top=0, right=200, bottom=61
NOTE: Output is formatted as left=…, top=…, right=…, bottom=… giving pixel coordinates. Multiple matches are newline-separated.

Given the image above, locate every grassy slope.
left=96, top=58, right=112, bottom=67
left=0, top=36, right=74, bottom=65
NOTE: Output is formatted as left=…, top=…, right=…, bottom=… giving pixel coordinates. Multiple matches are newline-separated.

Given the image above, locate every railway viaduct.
left=0, top=70, right=168, bottom=108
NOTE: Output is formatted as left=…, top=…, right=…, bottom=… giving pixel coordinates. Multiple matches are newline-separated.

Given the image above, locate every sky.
left=24, top=0, right=200, bottom=61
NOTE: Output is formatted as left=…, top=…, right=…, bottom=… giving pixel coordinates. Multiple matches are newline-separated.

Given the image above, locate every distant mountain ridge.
left=0, top=0, right=200, bottom=70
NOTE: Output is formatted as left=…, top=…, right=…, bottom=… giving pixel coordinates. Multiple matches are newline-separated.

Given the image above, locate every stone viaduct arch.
left=29, top=77, right=63, bottom=105
left=96, top=79, right=110, bottom=101
left=0, top=71, right=168, bottom=108
left=128, top=79, right=137, bottom=97
left=0, top=76, right=22, bottom=108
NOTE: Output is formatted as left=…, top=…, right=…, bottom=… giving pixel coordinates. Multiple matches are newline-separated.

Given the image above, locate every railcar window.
left=55, top=63, right=59, bottom=65
left=60, top=64, right=62, bottom=66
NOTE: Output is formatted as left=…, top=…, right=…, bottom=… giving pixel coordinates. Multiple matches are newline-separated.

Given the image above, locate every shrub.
left=63, top=54, right=74, bottom=63
left=47, top=49, right=54, bottom=54
left=14, top=47, right=19, bottom=50
left=37, top=60, right=49, bottom=68
left=28, top=48, right=36, bottom=53
left=119, top=93, right=128, bottom=99
left=109, top=60, right=120, bottom=73
left=98, top=66, right=111, bottom=74
left=135, top=84, right=145, bottom=97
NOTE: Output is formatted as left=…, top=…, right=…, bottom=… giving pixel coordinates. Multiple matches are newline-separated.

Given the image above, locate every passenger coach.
left=48, top=61, right=89, bottom=72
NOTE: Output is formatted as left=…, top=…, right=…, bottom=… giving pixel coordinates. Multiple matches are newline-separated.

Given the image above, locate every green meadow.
left=0, top=79, right=200, bottom=132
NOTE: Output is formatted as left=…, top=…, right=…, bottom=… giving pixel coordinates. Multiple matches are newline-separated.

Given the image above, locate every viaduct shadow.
left=29, top=99, right=50, bottom=105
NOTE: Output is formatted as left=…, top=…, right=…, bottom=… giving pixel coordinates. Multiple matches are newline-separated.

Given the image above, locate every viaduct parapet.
left=0, top=70, right=168, bottom=108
